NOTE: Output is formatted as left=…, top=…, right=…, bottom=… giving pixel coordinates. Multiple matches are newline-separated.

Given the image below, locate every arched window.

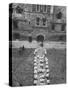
left=56, top=12, right=62, bottom=19
left=42, top=18, right=46, bottom=25
left=36, top=17, right=40, bottom=25
left=40, top=5, right=43, bottom=12
left=44, top=5, right=47, bottom=12
left=16, top=6, right=23, bottom=14
left=36, top=5, right=40, bottom=12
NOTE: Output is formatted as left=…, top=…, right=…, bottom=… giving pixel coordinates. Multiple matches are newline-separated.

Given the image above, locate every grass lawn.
left=11, top=47, right=66, bottom=86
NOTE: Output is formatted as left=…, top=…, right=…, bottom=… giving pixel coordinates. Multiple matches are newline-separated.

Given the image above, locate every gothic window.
left=40, top=5, right=43, bottom=12
left=43, top=5, right=47, bottom=12
left=47, top=5, right=51, bottom=13
left=56, top=12, right=62, bottom=19
left=42, top=18, right=46, bottom=25
left=36, top=5, right=40, bottom=12
left=36, top=17, right=40, bottom=25
left=32, top=4, right=36, bottom=12
left=16, top=6, right=23, bottom=14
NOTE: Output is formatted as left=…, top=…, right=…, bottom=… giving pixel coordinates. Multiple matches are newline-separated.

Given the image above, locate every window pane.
left=36, top=5, right=40, bottom=12
left=36, top=17, right=40, bottom=25
left=32, top=4, right=36, bottom=12
left=44, top=5, right=46, bottom=12
left=40, top=5, right=43, bottom=12
left=42, top=18, right=46, bottom=25
left=16, top=6, right=23, bottom=14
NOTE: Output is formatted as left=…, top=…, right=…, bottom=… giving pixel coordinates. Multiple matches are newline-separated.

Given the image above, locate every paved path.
left=12, top=40, right=66, bottom=49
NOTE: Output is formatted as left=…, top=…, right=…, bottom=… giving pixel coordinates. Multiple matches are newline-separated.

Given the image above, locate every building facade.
left=11, top=3, right=66, bottom=41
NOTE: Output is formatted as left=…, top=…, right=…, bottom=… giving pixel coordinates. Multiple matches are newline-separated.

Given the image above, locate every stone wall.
left=12, top=4, right=66, bottom=41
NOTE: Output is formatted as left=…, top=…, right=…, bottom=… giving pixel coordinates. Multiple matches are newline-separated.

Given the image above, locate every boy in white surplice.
left=34, top=43, right=50, bottom=85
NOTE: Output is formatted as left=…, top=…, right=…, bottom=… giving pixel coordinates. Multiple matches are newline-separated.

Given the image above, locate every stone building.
left=12, top=3, right=66, bottom=41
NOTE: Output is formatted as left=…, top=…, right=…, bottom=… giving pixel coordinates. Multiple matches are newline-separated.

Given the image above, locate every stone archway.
left=36, top=34, right=44, bottom=42
left=31, top=29, right=48, bottom=39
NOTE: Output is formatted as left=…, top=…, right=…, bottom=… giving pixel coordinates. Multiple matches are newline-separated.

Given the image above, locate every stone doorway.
left=36, top=35, right=44, bottom=42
